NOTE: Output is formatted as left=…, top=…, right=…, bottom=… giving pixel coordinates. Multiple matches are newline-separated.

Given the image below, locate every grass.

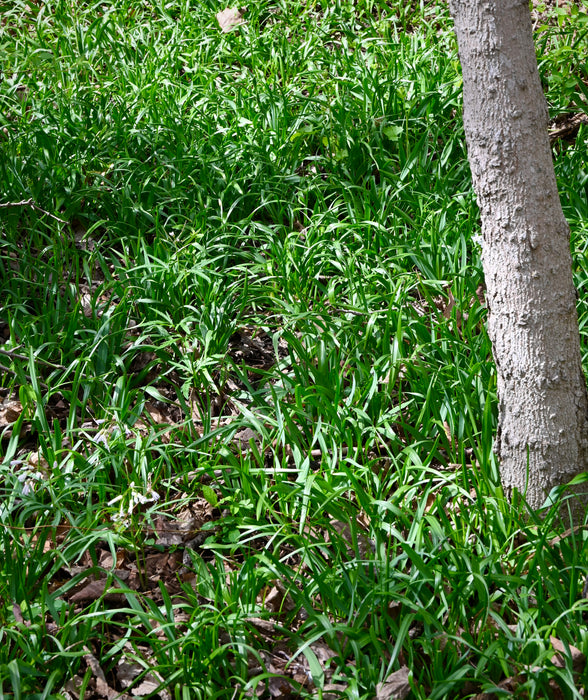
left=1, top=0, right=588, bottom=697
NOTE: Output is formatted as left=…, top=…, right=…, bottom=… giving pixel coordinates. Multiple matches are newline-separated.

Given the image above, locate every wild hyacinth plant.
left=1, top=0, right=588, bottom=697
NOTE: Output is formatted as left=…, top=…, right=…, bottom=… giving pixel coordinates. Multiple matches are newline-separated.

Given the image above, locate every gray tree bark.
left=448, top=0, right=588, bottom=514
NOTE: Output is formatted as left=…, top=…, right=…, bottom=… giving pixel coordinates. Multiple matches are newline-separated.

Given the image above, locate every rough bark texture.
left=449, top=0, right=588, bottom=512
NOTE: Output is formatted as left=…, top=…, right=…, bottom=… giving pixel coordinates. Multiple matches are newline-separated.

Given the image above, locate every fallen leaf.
left=328, top=518, right=375, bottom=558
left=144, top=401, right=167, bottom=424
left=322, top=684, right=348, bottom=699
left=70, top=572, right=133, bottom=603
left=375, top=666, right=411, bottom=700
left=132, top=675, right=170, bottom=698
left=84, top=650, right=122, bottom=700
left=309, top=640, right=337, bottom=668
left=262, top=583, right=296, bottom=614
left=0, top=396, right=22, bottom=426
left=12, top=604, right=25, bottom=625
left=472, top=673, right=526, bottom=700
left=550, top=636, right=586, bottom=673
left=64, top=674, right=86, bottom=699
left=117, top=660, right=143, bottom=688
left=216, top=7, right=245, bottom=32
left=268, top=675, right=295, bottom=697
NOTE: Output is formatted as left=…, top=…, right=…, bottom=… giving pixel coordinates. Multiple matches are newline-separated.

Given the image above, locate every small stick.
left=0, top=346, right=65, bottom=370
left=0, top=198, right=68, bottom=224
left=0, top=363, right=48, bottom=390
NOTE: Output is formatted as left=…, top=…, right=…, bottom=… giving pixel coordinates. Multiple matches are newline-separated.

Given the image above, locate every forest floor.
left=1, top=0, right=588, bottom=698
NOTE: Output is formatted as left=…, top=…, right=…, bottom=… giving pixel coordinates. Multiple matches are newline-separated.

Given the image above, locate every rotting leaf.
left=261, top=581, right=296, bottom=614
left=65, top=674, right=86, bottom=699
left=322, top=684, right=348, bottom=699
left=0, top=396, right=22, bottom=426
left=116, top=659, right=144, bottom=689
left=144, top=401, right=168, bottom=425
left=375, top=666, right=411, bottom=700
left=131, top=675, right=170, bottom=699
left=328, top=518, right=375, bottom=558
left=12, top=603, right=25, bottom=625
left=550, top=636, right=586, bottom=673
left=84, top=650, right=124, bottom=700
left=216, top=7, right=245, bottom=32
left=70, top=573, right=134, bottom=603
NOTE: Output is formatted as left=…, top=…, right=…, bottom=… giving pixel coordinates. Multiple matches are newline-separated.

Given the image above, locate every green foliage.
left=1, top=0, right=588, bottom=697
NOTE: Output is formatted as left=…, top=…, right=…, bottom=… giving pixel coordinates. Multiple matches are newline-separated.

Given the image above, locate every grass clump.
left=1, top=0, right=588, bottom=698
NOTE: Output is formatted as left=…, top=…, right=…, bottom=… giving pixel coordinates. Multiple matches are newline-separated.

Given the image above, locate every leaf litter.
left=216, top=7, right=246, bottom=32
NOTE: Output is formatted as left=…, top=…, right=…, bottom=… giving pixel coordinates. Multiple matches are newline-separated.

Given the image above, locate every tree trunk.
left=448, top=0, right=588, bottom=513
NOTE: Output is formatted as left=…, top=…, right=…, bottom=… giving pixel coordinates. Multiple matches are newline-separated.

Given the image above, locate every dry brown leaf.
left=473, top=673, right=527, bottom=700
left=84, top=650, right=122, bottom=700
left=12, top=603, right=25, bottom=625
left=131, top=676, right=170, bottom=698
left=72, top=219, right=90, bottom=249
left=262, top=582, right=296, bottom=614
left=322, top=683, right=348, bottom=699
left=117, top=660, right=144, bottom=689
left=550, top=636, right=586, bottom=673
left=0, top=396, right=22, bottom=426
left=144, top=401, right=168, bottom=424
left=71, top=579, right=115, bottom=603
left=267, top=675, right=295, bottom=697
left=375, top=666, right=411, bottom=700
left=216, top=7, right=245, bottom=32
left=472, top=634, right=584, bottom=699
left=329, top=518, right=375, bottom=558
left=27, top=449, right=50, bottom=472
left=64, top=674, right=86, bottom=699
left=70, top=572, right=134, bottom=603
left=309, top=640, right=338, bottom=668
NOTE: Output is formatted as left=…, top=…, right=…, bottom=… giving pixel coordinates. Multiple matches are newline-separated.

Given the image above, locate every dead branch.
left=0, top=198, right=68, bottom=224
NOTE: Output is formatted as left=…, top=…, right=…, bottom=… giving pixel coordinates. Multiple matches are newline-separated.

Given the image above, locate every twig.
left=549, top=113, right=588, bottom=144
left=0, top=362, right=49, bottom=390
left=0, top=346, right=65, bottom=370
left=0, top=198, right=68, bottom=224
